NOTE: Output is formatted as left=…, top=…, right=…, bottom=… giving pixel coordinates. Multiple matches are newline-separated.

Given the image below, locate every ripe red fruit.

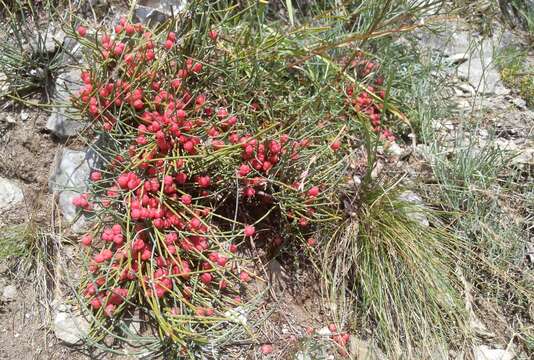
left=77, top=26, right=87, bottom=37
left=239, top=271, right=251, bottom=282
left=197, top=176, right=211, bottom=188
left=181, top=194, right=192, bottom=205
left=133, top=99, right=144, bottom=110
left=307, top=238, right=317, bottom=246
left=244, top=225, right=255, bottom=237
left=125, top=24, right=135, bottom=35
left=81, top=234, right=92, bottom=247
left=171, top=78, right=182, bottom=89
left=208, top=29, right=218, bottom=41
left=200, top=272, right=213, bottom=284
left=229, top=244, right=238, bottom=253
left=260, top=344, right=273, bottom=355
left=328, top=323, right=337, bottom=333
left=330, top=139, right=341, bottom=151
left=90, top=297, right=101, bottom=309
left=164, top=39, right=174, bottom=50
left=243, top=187, right=256, bottom=197
left=239, top=164, right=251, bottom=177
left=192, top=62, right=203, bottom=74
left=307, top=186, right=320, bottom=198
left=90, top=171, right=102, bottom=181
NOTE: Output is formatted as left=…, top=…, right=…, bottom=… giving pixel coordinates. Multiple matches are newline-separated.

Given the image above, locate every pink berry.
left=77, top=26, right=87, bottom=37
left=244, top=225, right=255, bottom=237
left=260, top=344, right=273, bottom=354
left=308, top=186, right=320, bottom=198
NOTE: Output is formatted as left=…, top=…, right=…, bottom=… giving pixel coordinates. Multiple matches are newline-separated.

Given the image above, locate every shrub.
left=68, top=5, right=405, bottom=354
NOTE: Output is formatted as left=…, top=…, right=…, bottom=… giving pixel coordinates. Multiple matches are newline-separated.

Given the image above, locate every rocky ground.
left=0, top=2, right=532, bottom=359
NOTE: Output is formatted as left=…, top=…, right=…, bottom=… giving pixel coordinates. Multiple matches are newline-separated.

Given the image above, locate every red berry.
left=208, top=30, right=218, bottom=41
left=260, top=344, right=273, bottom=355
left=239, top=164, right=251, bottom=177
left=192, top=63, right=203, bottom=74
left=133, top=99, right=144, bottom=110
left=239, top=271, right=251, bottom=282
left=181, top=194, right=192, bottom=205
left=308, top=186, right=320, bottom=198
left=81, top=234, right=92, bottom=247
left=77, top=26, right=87, bottom=37
left=90, top=171, right=102, bottom=181
left=330, top=140, right=341, bottom=151
left=164, top=39, right=173, bottom=50
left=244, top=225, right=255, bottom=237
left=197, top=176, right=211, bottom=188
left=200, top=272, right=213, bottom=284
left=125, top=24, right=135, bottom=35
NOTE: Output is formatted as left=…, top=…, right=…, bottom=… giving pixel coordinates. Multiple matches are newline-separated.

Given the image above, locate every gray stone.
left=135, top=0, right=187, bottom=25
left=53, top=311, right=90, bottom=344
left=512, top=148, right=534, bottom=166
left=20, top=110, right=29, bottom=121
left=386, top=142, right=403, bottom=157
left=399, top=191, right=430, bottom=227
left=473, top=345, right=514, bottom=360
left=46, top=69, right=84, bottom=138
left=511, top=97, right=527, bottom=110
left=418, top=21, right=515, bottom=96
left=348, top=337, right=387, bottom=360
left=316, top=326, right=332, bottom=336
left=454, top=36, right=509, bottom=95
left=44, top=25, right=66, bottom=54
left=0, top=178, right=24, bottom=211
left=49, top=148, right=99, bottom=231
left=2, top=284, right=18, bottom=301
left=3, top=114, right=16, bottom=124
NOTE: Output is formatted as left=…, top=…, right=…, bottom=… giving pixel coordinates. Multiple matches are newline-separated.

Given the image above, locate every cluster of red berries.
left=345, top=53, right=395, bottom=141
left=71, top=18, right=333, bottom=339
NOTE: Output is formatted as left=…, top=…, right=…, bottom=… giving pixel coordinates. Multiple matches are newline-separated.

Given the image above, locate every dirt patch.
left=0, top=108, right=58, bottom=226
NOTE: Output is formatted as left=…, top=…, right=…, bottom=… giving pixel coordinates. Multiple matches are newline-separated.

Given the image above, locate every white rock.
left=399, top=191, right=430, bottom=227
left=349, top=337, right=387, bottom=360
left=4, top=114, right=16, bottom=124
left=46, top=69, right=84, bottom=138
left=316, top=326, right=332, bottom=336
left=20, top=111, right=29, bottom=121
left=473, top=345, right=514, bottom=360
left=511, top=97, right=527, bottom=110
left=0, top=178, right=24, bottom=211
left=456, top=40, right=509, bottom=96
left=512, top=148, right=534, bottom=166
left=53, top=311, right=89, bottom=344
left=223, top=307, right=247, bottom=325
left=2, top=285, right=18, bottom=301
left=134, top=0, right=187, bottom=25
left=386, top=142, right=403, bottom=157
left=48, top=148, right=97, bottom=232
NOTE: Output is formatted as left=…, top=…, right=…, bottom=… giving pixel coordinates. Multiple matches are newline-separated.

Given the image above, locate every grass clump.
left=0, top=0, right=70, bottom=103
left=319, top=174, right=471, bottom=358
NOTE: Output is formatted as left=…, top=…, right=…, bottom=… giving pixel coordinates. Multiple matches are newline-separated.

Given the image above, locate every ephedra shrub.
left=69, top=10, right=400, bottom=356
